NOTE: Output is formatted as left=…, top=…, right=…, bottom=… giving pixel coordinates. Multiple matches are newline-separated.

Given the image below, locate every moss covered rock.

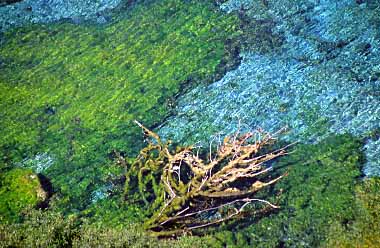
left=0, top=168, right=47, bottom=223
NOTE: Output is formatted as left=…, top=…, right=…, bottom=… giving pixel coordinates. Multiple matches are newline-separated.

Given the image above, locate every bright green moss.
left=0, top=0, right=241, bottom=211
left=0, top=168, right=46, bottom=223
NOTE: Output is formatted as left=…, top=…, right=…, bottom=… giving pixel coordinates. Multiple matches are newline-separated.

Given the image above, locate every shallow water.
left=1, top=0, right=379, bottom=247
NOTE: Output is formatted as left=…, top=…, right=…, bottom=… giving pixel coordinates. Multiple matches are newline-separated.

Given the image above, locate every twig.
left=159, top=198, right=278, bottom=226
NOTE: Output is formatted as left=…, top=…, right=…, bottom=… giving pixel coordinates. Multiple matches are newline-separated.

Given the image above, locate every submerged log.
left=124, top=120, right=291, bottom=237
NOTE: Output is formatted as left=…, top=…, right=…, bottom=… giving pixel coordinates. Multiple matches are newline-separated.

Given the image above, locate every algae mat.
left=0, top=0, right=240, bottom=211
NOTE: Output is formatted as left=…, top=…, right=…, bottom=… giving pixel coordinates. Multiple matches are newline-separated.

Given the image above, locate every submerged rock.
left=158, top=0, right=380, bottom=176
left=0, top=0, right=122, bottom=31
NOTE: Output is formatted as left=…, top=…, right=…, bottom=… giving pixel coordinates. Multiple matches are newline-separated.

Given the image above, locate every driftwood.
left=124, top=120, right=291, bottom=237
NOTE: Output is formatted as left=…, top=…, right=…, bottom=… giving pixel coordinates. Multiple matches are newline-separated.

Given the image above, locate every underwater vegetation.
left=1, top=134, right=379, bottom=247
left=192, top=134, right=367, bottom=247
left=326, top=177, right=380, bottom=247
left=242, top=135, right=365, bottom=247
left=0, top=207, right=210, bottom=248
left=0, top=0, right=241, bottom=212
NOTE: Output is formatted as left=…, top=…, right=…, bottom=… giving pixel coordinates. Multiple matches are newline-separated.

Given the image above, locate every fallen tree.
left=123, top=120, right=291, bottom=237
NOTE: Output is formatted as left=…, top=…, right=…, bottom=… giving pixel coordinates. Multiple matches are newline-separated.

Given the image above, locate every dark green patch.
left=0, top=207, right=204, bottom=247
left=234, top=1, right=285, bottom=53
left=327, top=177, right=380, bottom=247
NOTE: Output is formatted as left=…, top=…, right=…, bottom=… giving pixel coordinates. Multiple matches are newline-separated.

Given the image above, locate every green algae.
left=248, top=135, right=364, bottom=247
left=0, top=0, right=241, bottom=211
left=0, top=168, right=46, bottom=223
left=181, top=135, right=364, bottom=247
